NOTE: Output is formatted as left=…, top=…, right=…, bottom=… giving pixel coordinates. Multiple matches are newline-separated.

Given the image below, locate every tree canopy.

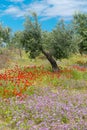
left=0, top=24, right=11, bottom=45
left=73, top=13, right=87, bottom=54
left=21, top=13, right=78, bottom=71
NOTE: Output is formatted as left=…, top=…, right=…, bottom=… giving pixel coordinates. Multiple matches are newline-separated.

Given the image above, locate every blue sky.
left=0, top=0, right=87, bottom=32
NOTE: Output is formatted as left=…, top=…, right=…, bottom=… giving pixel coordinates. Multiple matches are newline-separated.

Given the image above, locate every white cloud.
left=41, top=0, right=87, bottom=19
left=3, top=6, right=25, bottom=17
left=2, top=0, right=87, bottom=20
left=25, top=1, right=48, bottom=16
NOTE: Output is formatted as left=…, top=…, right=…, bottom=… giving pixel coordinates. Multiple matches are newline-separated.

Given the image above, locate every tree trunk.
left=19, top=48, right=22, bottom=58
left=41, top=48, right=60, bottom=72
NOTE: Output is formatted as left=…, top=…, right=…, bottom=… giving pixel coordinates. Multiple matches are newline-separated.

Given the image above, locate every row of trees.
left=0, top=12, right=87, bottom=71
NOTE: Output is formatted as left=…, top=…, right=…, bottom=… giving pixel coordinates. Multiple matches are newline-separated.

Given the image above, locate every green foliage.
left=22, top=13, right=42, bottom=58
left=72, top=70, right=87, bottom=80
left=51, top=20, right=78, bottom=59
left=0, top=23, right=11, bottom=45
left=72, top=70, right=84, bottom=80
left=22, top=13, right=78, bottom=61
left=12, top=31, right=23, bottom=48
left=11, top=31, right=24, bottom=57
left=73, top=13, right=87, bottom=54
left=24, top=86, right=35, bottom=95
left=34, top=117, right=43, bottom=124
left=61, top=115, right=69, bottom=124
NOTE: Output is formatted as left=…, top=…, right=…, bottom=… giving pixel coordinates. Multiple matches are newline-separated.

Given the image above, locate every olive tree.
left=73, top=13, right=87, bottom=54
left=22, top=13, right=77, bottom=72
left=11, top=31, right=23, bottom=58
left=0, top=24, right=11, bottom=45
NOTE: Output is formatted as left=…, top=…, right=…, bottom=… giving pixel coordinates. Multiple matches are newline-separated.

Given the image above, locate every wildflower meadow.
left=0, top=53, right=87, bottom=130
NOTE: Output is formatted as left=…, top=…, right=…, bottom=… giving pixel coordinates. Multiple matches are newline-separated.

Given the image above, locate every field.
left=0, top=49, right=87, bottom=130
